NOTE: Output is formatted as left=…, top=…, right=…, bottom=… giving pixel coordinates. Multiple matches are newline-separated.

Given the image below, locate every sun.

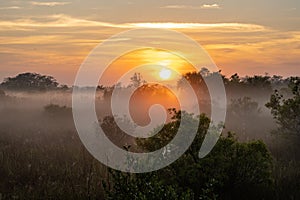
left=159, top=68, right=172, bottom=80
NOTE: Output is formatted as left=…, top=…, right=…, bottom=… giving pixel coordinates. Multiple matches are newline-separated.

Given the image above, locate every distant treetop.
left=1, top=72, right=59, bottom=91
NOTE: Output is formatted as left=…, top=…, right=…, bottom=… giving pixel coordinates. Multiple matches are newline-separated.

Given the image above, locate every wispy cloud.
left=0, top=14, right=298, bottom=84
left=162, top=4, right=221, bottom=10
left=0, top=6, right=21, bottom=10
left=30, top=1, right=71, bottom=7
left=0, top=14, right=268, bottom=32
left=162, top=5, right=191, bottom=9
left=129, top=22, right=266, bottom=31
left=201, top=4, right=221, bottom=9
left=0, top=15, right=119, bottom=28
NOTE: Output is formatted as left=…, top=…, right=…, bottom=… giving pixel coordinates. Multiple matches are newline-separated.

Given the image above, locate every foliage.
left=226, top=97, right=264, bottom=139
left=130, top=73, right=146, bottom=88
left=100, top=115, right=136, bottom=150
left=106, top=111, right=274, bottom=200
left=243, top=75, right=272, bottom=91
left=265, top=77, right=300, bottom=199
left=44, top=104, right=72, bottom=117
left=0, top=72, right=299, bottom=199
left=104, top=170, right=194, bottom=200
left=1, top=73, right=59, bottom=91
left=228, top=97, right=261, bottom=115
left=0, top=113, right=106, bottom=199
left=266, top=77, right=300, bottom=135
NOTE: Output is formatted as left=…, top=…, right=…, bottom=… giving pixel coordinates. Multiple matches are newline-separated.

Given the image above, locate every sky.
left=0, top=0, right=299, bottom=85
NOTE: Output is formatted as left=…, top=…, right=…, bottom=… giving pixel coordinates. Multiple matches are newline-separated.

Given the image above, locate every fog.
left=1, top=72, right=299, bottom=199
left=0, top=82, right=277, bottom=148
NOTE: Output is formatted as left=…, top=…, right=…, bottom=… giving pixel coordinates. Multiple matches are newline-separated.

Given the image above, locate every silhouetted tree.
left=101, top=115, right=136, bottom=149
left=107, top=111, right=273, bottom=200
left=177, top=70, right=211, bottom=115
left=103, top=86, right=114, bottom=102
left=129, top=73, right=146, bottom=88
left=1, top=72, right=59, bottom=91
left=266, top=77, right=300, bottom=135
left=59, top=84, right=69, bottom=91
left=243, top=75, right=272, bottom=94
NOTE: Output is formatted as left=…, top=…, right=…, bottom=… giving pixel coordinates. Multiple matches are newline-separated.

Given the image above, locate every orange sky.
left=0, top=1, right=299, bottom=85
left=100, top=48, right=197, bottom=86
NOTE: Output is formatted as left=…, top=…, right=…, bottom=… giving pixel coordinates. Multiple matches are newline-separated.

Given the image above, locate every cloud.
left=30, top=1, right=71, bottom=7
left=0, top=15, right=120, bottom=28
left=129, top=22, right=267, bottom=32
left=0, top=14, right=269, bottom=32
left=201, top=4, right=221, bottom=9
left=162, top=5, right=191, bottom=9
left=162, top=4, right=221, bottom=10
left=0, top=6, right=21, bottom=10
left=0, top=15, right=299, bottom=84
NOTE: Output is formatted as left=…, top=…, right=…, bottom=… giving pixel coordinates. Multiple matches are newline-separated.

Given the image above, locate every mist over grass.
left=0, top=72, right=299, bottom=199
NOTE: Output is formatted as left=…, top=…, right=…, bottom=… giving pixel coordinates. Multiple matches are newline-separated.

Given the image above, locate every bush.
left=105, top=112, right=274, bottom=200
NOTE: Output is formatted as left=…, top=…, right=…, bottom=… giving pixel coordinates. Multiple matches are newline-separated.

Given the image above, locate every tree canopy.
left=1, top=72, right=59, bottom=91
left=106, top=111, right=274, bottom=200
left=266, top=77, right=300, bottom=135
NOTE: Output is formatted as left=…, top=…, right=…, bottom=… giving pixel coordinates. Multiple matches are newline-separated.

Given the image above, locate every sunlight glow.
left=159, top=68, right=172, bottom=80
left=157, top=60, right=171, bottom=67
